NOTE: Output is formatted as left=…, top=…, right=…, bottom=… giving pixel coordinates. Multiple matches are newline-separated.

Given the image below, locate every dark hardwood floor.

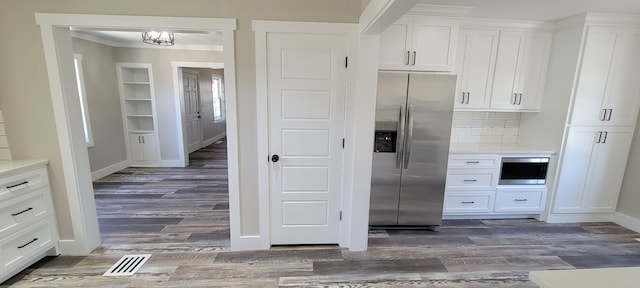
left=4, top=138, right=640, bottom=287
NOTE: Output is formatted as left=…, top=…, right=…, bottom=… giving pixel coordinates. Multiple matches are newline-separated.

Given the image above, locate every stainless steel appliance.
left=369, top=72, right=456, bottom=227
left=499, top=157, right=549, bottom=185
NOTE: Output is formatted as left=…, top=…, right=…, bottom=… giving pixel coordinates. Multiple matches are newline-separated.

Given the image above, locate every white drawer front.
left=494, top=189, right=544, bottom=212
left=0, top=167, right=48, bottom=202
left=444, top=193, right=494, bottom=213
left=446, top=172, right=495, bottom=189
left=448, top=156, right=499, bottom=169
left=0, top=219, right=55, bottom=269
left=0, top=188, right=50, bottom=236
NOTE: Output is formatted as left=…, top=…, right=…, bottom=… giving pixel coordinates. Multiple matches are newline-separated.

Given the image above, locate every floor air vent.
left=103, top=254, right=151, bottom=276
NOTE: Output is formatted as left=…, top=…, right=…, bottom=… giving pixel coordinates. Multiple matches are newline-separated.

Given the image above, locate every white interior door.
left=267, top=32, right=346, bottom=245
left=183, top=70, right=202, bottom=153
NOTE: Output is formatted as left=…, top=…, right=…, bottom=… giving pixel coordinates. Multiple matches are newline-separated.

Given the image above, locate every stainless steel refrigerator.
left=369, top=72, right=455, bottom=227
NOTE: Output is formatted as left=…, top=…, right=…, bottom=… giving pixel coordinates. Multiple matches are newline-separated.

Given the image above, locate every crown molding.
left=405, top=4, right=472, bottom=18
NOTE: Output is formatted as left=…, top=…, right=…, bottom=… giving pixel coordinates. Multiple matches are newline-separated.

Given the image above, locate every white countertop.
left=530, top=267, right=640, bottom=288
left=449, top=143, right=555, bottom=155
left=0, top=159, right=48, bottom=177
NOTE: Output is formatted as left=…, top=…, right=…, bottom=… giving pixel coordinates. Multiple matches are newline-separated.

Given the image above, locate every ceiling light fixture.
left=142, top=31, right=174, bottom=46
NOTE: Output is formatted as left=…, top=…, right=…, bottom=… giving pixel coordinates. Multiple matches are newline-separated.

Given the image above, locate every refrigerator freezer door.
left=397, top=73, right=455, bottom=225
left=369, top=72, right=409, bottom=225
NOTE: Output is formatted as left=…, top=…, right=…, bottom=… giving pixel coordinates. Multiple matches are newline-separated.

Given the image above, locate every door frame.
left=172, top=63, right=224, bottom=162
left=35, top=14, right=243, bottom=253
left=253, top=20, right=359, bottom=248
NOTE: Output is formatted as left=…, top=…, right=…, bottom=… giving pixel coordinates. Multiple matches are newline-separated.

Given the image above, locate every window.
left=212, top=75, right=225, bottom=121
left=73, top=54, right=94, bottom=147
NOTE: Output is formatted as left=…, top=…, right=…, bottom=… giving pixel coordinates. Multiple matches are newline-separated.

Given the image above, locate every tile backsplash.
left=450, top=112, right=520, bottom=145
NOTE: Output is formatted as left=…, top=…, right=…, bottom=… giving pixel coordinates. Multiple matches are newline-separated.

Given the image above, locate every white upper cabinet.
left=570, top=26, right=640, bottom=126
left=455, top=29, right=498, bottom=109
left=489, top=31, right=552, bottom=111
left=379, top=16, right=459, bottom=72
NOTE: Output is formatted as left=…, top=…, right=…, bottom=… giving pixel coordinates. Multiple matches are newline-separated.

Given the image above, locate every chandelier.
left=142, top=31, right=174, bottom=46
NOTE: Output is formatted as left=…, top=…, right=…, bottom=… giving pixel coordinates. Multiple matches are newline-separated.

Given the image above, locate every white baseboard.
left=230, top=235, right=269, bottom=251
left=203, top=132, right=226, bottom=147
left=443, top=214, right=538, bottom=220
left=91, top=160, right=129, bottom=181
left=614, top=212, right=640, bottom=233
left=58, top=239, right=91, bottom=255
left=130, top=159, right=186, bottom=168
left=545, top=213, right=614, bottom=223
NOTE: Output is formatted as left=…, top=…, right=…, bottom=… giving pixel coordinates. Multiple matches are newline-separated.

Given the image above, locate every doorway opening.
left=36, top=14, right=240, bottom=253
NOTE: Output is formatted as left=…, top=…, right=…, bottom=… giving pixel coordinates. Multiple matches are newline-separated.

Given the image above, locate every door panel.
left=369, top=72, right=408, bottom=226
left=183, top=71, right=201, bottom=153
left=399, top=74, right=455, bottom=225
left=267, top=33, right=346, bottom=245
left=490, top=31, right=525, bottom=109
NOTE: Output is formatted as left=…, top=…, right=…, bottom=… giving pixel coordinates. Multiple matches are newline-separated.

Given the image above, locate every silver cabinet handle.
left=607, top=109, right=613, bottom=121
left=596, top=131, right=603, bottom=143
left=412, top=51, right=416, bottom=66
left=396, top=104, right=406, bottom=169
left=466, top=92, right=470, bottom=104
left=466, top=161, right=480, bottom=164
left=461, top=92, right=466, bottom=104
left=403, top=104, right=414, bottom=169
left=514, top=199, right=528, bottom=202
left=517, top=93, right=523, bottom=105
left=138, top=136, right=141, bottom=143
left=601, top=109, right=607, bottom=121
left=406, top=51, right=410, bottom=65
left=602, top=131, right=608, bottom=144
left=512, top=93, right=517, bottom=104
left=142, top=136, right=145, bottom=144
left=461, top=201, right=475, bottom=204
left=463, top=179, right=477, bottom=182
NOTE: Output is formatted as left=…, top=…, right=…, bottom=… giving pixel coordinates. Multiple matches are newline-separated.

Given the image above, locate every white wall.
left=72, top=38, right=128, bottom=173
left=617, top=115, right=640, bottom=219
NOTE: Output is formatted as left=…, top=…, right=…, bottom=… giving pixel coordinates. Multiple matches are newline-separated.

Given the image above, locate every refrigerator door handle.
left=403, top=104, right=414, bottom=169
left=397, top=104, right=406, bottom=169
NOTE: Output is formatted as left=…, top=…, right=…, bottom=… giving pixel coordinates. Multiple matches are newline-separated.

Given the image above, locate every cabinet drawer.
left=446, top=172, right=495, bottom=189
left=448, top=156, right=499, bottom=169
left=0, top=167, right=48, bottom=202
left=0, top=218, right=55, bottom=270
left=0, top=188, right=51, bottom=236
left=495, top=189, right=545, bottom=212
left=444, top=192, right=494, bottom=213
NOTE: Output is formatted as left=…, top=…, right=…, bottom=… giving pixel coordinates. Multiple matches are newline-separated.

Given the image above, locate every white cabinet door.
left=602, top=30, right=640, bottom=127
left=378, top=17, right=412, bottom=70
left=517, top=32, right=552, bottom=110
left=379, top=16, right=458, bottom=72
left=128, top=133, right=158, bottom=162
left=455, top=29, right=498, bottom=109
left=553, top=126, right=634, bottom=213
left=411, top=18, right=458, bottom=72
left=140, top=133, right=159, bottom=161
left=582, top=127, right=634, bottom=212
left=495, top=187, right=546, bottom=213
left=489, top=31, right=526, bottom=110
left=553, top=127, right=600, bottom=213
left=128, top=133, right=145, bottom=162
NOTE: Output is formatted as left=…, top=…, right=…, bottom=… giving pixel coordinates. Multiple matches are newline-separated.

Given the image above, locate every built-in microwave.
left=499, top=157, right=549, bottom=185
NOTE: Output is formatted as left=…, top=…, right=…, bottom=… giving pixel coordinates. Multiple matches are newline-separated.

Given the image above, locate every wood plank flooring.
left=4, top=138, right=640, bottom=287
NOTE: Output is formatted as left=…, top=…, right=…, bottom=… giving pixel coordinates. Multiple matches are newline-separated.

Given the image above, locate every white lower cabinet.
left=495, top=187, right=546, bottom=213
left=444, top=191, right=495, bottom=214
left=553, top=126, right=634, bottom=214
left=444, top=153, right=549, bottom=217
left=0, top=161, right=59, bottom=284
left=128, top=133, right=159, bottom=163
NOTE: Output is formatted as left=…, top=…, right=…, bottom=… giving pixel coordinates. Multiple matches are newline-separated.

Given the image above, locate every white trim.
left=171, top=61, right=225, bottom=167
left=57, top=239, right=87, bottom=255
left=72, top=53, right=95, bottom=147
left=252, top=20, right=361, bottom=250
left=202, top=132, right=226, bottom=147
left=91, top=160, right=130, bottom=181
left=35, top=13, right=242, bottom=253
left=614, top=212, right=640, bottom=233
left=460, top=18, right=555, bottom=31
left=545, top=213, right=614, bottom=223
left=406, top=4, right=473, bottom=18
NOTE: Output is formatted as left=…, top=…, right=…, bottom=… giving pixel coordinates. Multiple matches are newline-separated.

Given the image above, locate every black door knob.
left=271, top=155, right=279, bottom=162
